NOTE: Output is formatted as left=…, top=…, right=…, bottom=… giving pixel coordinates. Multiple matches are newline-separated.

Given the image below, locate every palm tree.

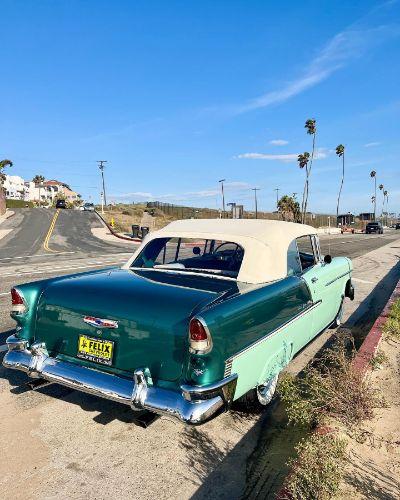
left=383, top=189, right=388, bottom=226
left=32, top=174, right=45, bottom=205
left=379, top=183, right=384, bottom=221
left=298, top=152, right=310, bottom=223
left=335, top=144, right=345, bottom=226
left=0, top=159, right=13, bottom=187
left=370, top=171, right=377, bottom=220
left=277, top=195, right=301, bottom=222
left=303, top=119, right=317, bottom=223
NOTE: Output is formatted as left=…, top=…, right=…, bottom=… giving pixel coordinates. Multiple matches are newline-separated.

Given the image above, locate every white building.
left=3, top=175, right=80, bottom=204
left=3, top=175, right=26, bottom=200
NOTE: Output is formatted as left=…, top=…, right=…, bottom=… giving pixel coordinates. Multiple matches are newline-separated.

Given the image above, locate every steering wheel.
left=213, top=243, right=243, bottom=269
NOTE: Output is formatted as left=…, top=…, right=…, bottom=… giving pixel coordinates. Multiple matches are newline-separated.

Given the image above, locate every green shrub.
left=383, top=299, right=400, bottom=341
left=284, top=433, right=347, bottom=500
left=278, top=334, right=380, bottom=428
left=6, top=199, right=34, bottom=208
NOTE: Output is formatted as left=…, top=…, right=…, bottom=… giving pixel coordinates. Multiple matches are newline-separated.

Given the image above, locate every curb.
left=352, top=279, right=400, bottom=375
left=276, top=278, right=400, bottom=499
left=0, top=209, right=15, bottom=224
left=94, top=211, right=142, bottom=243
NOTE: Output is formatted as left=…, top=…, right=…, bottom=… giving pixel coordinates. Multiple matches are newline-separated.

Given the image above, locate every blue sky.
left=2, top=0, right=400, bottom=214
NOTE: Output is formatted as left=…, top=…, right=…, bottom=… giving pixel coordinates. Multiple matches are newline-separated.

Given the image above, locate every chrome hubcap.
left=256, top=374, right=278, bottom=406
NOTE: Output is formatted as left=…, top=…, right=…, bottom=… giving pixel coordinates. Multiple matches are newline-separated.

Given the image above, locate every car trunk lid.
left=35, top=268, right=237, bottom=381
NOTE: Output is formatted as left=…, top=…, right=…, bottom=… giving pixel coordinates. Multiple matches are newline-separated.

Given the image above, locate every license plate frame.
left=77, top=334, right=114, bottom=366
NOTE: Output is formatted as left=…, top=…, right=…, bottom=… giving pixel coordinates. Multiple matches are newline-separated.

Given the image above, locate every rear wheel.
left=330, top=299, right=344, bottom=328
left=234, top=374, right=279, bottom=411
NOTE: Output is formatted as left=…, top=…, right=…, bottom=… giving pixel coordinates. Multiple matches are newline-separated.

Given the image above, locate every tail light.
left=11, top=288, right=27, bottom=314
left=189, top=317, right=212, bottom=354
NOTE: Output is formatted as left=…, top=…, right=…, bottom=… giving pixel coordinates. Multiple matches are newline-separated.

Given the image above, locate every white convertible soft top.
left=124, top=219, right=316, bottom=284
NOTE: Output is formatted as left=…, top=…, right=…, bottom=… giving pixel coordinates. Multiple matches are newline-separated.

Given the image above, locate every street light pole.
left=252, top=188, right=260, bottom=219
left=274, top=188, right=280, bottom=210
left=98, top=160, right=108, bottom=208
left=219, top=179, right=226, bottom=217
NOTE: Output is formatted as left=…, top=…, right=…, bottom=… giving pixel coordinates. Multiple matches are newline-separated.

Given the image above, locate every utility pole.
left=252, top=188, right=260, bottom=219
left=98, top=160, right=108, bottom=208
left=219, top=179, right=226, bottom=217
left=274, top=188, right=280, bottom=210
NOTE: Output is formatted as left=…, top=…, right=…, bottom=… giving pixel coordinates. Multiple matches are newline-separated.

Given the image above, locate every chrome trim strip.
left=325, top=271, right=351, bottom=287
left=224, top=300, right=322, bottom=367
left=2, top=337, right=237, bottom=425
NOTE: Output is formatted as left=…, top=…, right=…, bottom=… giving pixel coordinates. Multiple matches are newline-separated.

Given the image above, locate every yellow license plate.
left=77, top=335, right=114, bottom=366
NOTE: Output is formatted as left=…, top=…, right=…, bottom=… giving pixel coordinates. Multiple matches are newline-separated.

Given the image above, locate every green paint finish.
left=10, top=254, right=352, bottom=401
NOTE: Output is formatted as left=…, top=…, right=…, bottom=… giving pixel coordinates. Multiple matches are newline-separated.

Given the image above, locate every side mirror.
left=324, top=254, right=332, bottom=264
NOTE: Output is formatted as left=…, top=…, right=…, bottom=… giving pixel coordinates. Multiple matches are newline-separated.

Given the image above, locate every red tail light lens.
left=11, top=288, right=27, bottom=313
left=189, top=317, right=212, bottom=354
left=189, top=319, right=207, bottom=341
left=11, top=288, right=24, bottom=305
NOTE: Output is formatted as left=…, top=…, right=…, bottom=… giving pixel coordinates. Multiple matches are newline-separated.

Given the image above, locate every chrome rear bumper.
left=2, top=335, right=237, bottom=425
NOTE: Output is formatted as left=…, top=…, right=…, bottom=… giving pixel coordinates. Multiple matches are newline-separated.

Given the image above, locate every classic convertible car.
left=3, top=219, right=354, bottom=424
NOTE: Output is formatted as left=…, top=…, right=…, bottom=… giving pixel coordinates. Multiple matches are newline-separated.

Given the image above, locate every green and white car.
left=4, top=219, right=354, bottom=424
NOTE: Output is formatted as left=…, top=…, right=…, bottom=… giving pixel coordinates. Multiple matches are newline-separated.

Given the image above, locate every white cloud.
left=234, top=21, right=399, bottom=114
left=364, top=141, right=381, bottom=147
left=110, top=180, right=251, bottom=202
left=236, top=149, right=328, bottom=162
left=269, top=139, right=289, bottom=146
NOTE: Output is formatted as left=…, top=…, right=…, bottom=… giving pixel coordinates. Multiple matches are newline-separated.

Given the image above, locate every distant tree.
left=298, top=151, right=310, bottom=223
left=32, top=175, right=45, bottom=205
left=277, top=195, right=301, bottom=222
left=335, top=144, right=345, bottom=226
left=383, top=189, right=389, bottom=225
left=0, top=159, right=13, bottom=187
left=32, top=174, right=45, bottom=185
left=302, top=119, right=317, bottom=222
left=370, top=171, right=377, bottom=220
left=379, top=183, right=385, bottom=219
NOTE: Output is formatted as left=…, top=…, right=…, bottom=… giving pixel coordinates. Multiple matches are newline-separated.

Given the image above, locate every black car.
left=55, top=199, right=67, bottom=209
left=396, top=223, right=400, bottom=230
left=366, top=222, right=383, bottom=234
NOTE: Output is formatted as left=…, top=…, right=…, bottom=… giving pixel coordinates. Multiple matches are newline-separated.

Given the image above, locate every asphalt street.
left=1, top=208, right=400, bottom=499
left=0, top=209, right=399, bottom=337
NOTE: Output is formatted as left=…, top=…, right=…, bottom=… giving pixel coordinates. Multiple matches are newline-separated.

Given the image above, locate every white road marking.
left=0, top=292, right=9, bottom=296
left=0, top=251, right=76, bottom=261
left=352, top=277, right=374, bottom=284
left=0, top=261, right=125, bottom=278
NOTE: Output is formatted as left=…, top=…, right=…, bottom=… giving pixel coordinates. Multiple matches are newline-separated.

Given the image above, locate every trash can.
left=131, top=224, right=140, bottom=238
left=141, top=226, right=149, bottom=239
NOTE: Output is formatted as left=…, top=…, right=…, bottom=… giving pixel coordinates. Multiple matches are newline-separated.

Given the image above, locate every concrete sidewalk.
left=243, top=237, right=400, bottom=500
left=0, top=210, right=15, bottom=241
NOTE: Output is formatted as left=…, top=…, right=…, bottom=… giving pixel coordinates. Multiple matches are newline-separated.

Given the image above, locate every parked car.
left=366, top=221, right=383, bottom=234
left=3, top=219, right=354, bottom=424
left=55, top=199, right=67, bottom=209
left=396, top=223, right=400, bottom=230
left=83, top=202, right=95, bottom=212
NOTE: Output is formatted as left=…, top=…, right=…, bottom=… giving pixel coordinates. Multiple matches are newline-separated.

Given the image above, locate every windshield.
left=131, top=237, right=244, bottom=278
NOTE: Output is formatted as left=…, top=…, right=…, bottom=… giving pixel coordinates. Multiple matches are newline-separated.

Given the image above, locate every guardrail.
left=94, top=211, right=142, bottom=243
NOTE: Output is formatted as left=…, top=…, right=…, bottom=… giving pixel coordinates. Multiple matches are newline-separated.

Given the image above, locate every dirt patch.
left=338, top=339, right=400, bottom=499
left=0, top=388, right=49, bottom=500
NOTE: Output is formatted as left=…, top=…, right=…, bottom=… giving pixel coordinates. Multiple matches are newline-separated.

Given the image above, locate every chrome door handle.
left=311, top=277, right=318, bottom=283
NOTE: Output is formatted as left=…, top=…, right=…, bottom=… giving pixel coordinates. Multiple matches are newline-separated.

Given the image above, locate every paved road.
left=1, top=210, right=400, bottom=499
